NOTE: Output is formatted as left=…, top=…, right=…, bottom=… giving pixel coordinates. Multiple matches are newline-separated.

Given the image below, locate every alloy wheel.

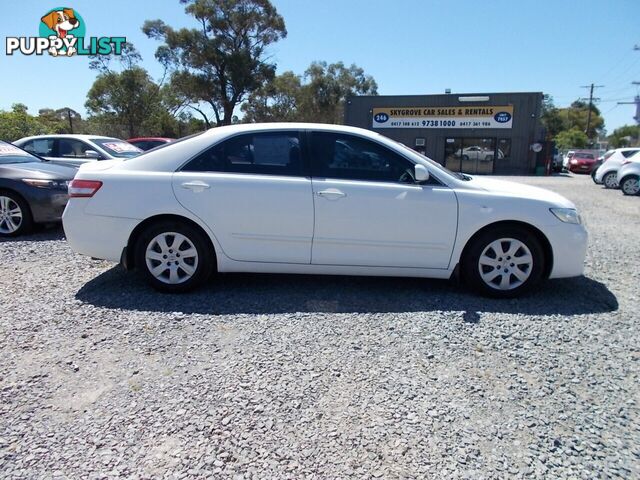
left=478, top=238, right=533, bottom=291
left=0, top=196, right=23, bottom=234
left=622, top=177, right=640, bottom=196
left=145, top=232, right=199, bottom=284
left=603, top=172, right=618, bottom=189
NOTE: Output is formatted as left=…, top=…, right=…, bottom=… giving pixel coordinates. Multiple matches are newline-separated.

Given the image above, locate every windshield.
left=90, top=138, right=143, bottom=158
left=394, top=141, right=470, bottom=180
left=0, top=142, right=41, bottom=165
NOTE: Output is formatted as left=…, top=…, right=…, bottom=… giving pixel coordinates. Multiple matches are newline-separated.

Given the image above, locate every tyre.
left=461, top=226, right=545, bottom=298
left=620, top=176, right=640, bottom=196
left=602, top=171, right=618, bottom=189
left=135, top=220, right=214, bottom=293
left=0, top=190, right=33, bottom=237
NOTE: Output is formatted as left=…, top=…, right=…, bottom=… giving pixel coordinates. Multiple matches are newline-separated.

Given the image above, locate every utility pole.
left=580, top=83, right=604, bottom=139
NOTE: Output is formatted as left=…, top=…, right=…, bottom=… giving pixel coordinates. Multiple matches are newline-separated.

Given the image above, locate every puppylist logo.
left=6, top=7, right=126, bottom=57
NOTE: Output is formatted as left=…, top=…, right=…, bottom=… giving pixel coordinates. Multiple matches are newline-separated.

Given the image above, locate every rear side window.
left=22, top=138, right=54, bottom=156
left=183, top=132, right=302, bottom=176
left=622, top=150, right=640, bottom=158
left=310, top=132, right=414, bottom=183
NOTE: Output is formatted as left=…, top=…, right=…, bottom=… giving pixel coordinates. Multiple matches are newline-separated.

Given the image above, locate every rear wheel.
left=603, top=171, right=618, bottom=189
left=462, top=226, right=545, bottom=298
left=0, top=191, right=33, bottom=237
left=620, top=176, right=640, bottom=196
left=135, top=221, right=214, bottom=293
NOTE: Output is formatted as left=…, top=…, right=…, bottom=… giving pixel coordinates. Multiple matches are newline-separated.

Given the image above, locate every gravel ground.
left=0, top=174, right=638, bottom=479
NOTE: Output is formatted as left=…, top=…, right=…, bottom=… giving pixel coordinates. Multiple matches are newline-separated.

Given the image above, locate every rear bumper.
left=546, top=223, right=588, bottom=279
left=62, top=200, right=138, bottom=262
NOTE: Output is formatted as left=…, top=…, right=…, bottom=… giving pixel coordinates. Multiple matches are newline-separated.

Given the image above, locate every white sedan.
left=14, top=134, right=142, bottom=167
left=62, top=123, right=588, bottom=297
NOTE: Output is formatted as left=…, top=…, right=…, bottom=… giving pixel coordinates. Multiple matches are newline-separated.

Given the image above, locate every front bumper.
left=24, top=187, right=69, bottom=223
left=545, top=223, right=588, bottom=279
left=62, top=200, right=139, bottom=262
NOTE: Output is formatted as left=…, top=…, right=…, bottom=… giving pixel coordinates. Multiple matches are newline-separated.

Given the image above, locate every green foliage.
left=242, top=62, right=378, bottom=124
left=555, top=127, right=589, bottom=150
left=0, top=104, right=52, bottom=142
left=143, top=0, right=287, bottom=126
left=37, top=108, right=84, bottom=134
left=607, top=125, right=640, bottom=148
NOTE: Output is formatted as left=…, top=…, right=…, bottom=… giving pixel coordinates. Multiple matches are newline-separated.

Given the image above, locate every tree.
left=85, top=44, right=166, bottom=138
left=242, top=71, right=302, bottom=122
left=607, top=125, right=640, bottom=148
left=0, top=104, right=51, bottom=142
left=558, top=100, right=605, bottom=140
left=554, top=127, right=589, bottom=149
left=540, top=95, right=566, bottom=140
left=299, top=61, right=378, bottom=124
left=241, top=61, right=378, bottom=123
left=38, top=108, right=84, bottom=133
left=143, top=0, right=287, bottom=126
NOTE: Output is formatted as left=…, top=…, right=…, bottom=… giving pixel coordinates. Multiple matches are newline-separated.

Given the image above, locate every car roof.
left=127, top=137, right=174, bottom=142
left=15, top=134, right=121, bottom=142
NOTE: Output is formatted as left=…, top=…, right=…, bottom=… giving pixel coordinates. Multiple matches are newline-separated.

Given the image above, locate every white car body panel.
left=62, top=123, right=588, bottom=283
left=616, top=154, right=640, bottom=185
left=173, top=171, right=314, bottom=263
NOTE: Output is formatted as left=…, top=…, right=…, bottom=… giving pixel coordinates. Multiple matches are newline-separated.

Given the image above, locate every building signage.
left=372, top=106, right=514, bottom=129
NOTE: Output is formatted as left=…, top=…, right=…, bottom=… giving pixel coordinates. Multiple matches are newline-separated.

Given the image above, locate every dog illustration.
left=41, top=8, right=79, bottom=56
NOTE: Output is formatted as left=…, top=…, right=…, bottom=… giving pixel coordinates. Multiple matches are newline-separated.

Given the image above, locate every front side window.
left=310, top=132, right=415, bottom=183
left=57, top=139, right=96, bottom=158
left=183, top=132, right=302, bottom=176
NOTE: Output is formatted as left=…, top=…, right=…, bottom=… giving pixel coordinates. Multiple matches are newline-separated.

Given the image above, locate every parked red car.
left=568, top=151, right=597, bottom=174
left=126, top=137, right=174, bottom=151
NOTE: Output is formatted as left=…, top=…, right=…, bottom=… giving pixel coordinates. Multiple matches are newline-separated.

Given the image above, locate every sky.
left=0, top=0, right=638, bottom=133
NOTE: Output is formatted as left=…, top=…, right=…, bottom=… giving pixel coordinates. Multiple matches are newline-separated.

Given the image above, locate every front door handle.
left=316, top=188, right=346, bottom=199
left=181, top=181, right=211, bottom=192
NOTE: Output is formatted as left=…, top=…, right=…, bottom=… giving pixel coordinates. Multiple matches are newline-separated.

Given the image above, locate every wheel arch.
left=124, top=214, right=217, bottom=271
left=458, top=220, right=554, bottom=280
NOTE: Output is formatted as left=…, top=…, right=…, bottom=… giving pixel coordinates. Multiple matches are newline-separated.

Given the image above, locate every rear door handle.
left=181, top=181, right=210, bottom=192
left=316, top=188, right=346, bottom=199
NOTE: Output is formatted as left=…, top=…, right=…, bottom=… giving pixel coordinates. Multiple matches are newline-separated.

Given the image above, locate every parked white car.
left=593, top=147, right=640, bottom=188
left=62, top=123, right=588, bottom=297
left=14, top=134, right=142, bottom=167
left=616, top=151, right=640, bottom=196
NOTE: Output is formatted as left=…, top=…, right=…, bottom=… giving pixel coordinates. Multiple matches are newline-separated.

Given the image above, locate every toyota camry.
left=62, top=123, right=588, bottom=297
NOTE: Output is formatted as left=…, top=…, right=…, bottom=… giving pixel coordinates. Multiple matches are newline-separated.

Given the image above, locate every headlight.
left=570, top=159, right=578, bottom=165
left=550, top=208, right=581, bottom=224
left=22, top=179, right=68, bottom=189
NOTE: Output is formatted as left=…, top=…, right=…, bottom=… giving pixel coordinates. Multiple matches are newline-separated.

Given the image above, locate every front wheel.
left=603, top=171, right=618, bottom=189
left=135, top=221, right=214, bottom=293
left=0, top=191, right=33, bottom=237
left=461, top=226, right=545, bottom=298
left=620, top=176, right=640, bottom=196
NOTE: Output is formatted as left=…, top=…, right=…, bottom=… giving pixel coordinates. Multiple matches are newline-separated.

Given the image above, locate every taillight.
left=68, top=179, right=103, bottom=198
left=622, top=159, right=632, bottom=166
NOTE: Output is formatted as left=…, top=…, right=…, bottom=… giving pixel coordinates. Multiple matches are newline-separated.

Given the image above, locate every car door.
left=173, top=130, right=314, bottom=264
left=309, top=131, right=458, bottom=269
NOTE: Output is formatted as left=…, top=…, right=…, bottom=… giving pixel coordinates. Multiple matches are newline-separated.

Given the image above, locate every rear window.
left=622, top=150, right=640, bottom=158
left=90, top=138, right=142, bottom=158
left=0, top=142, right=40, bottom=164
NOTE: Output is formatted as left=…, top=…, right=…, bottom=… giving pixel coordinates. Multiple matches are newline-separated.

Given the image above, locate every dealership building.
left=344, top=92, right=546, bottom=175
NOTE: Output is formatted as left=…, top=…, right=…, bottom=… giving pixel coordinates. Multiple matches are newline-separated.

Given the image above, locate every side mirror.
left=414, top=164, right=429, bottom=183
left=84, top=149, right=101, bottom=159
